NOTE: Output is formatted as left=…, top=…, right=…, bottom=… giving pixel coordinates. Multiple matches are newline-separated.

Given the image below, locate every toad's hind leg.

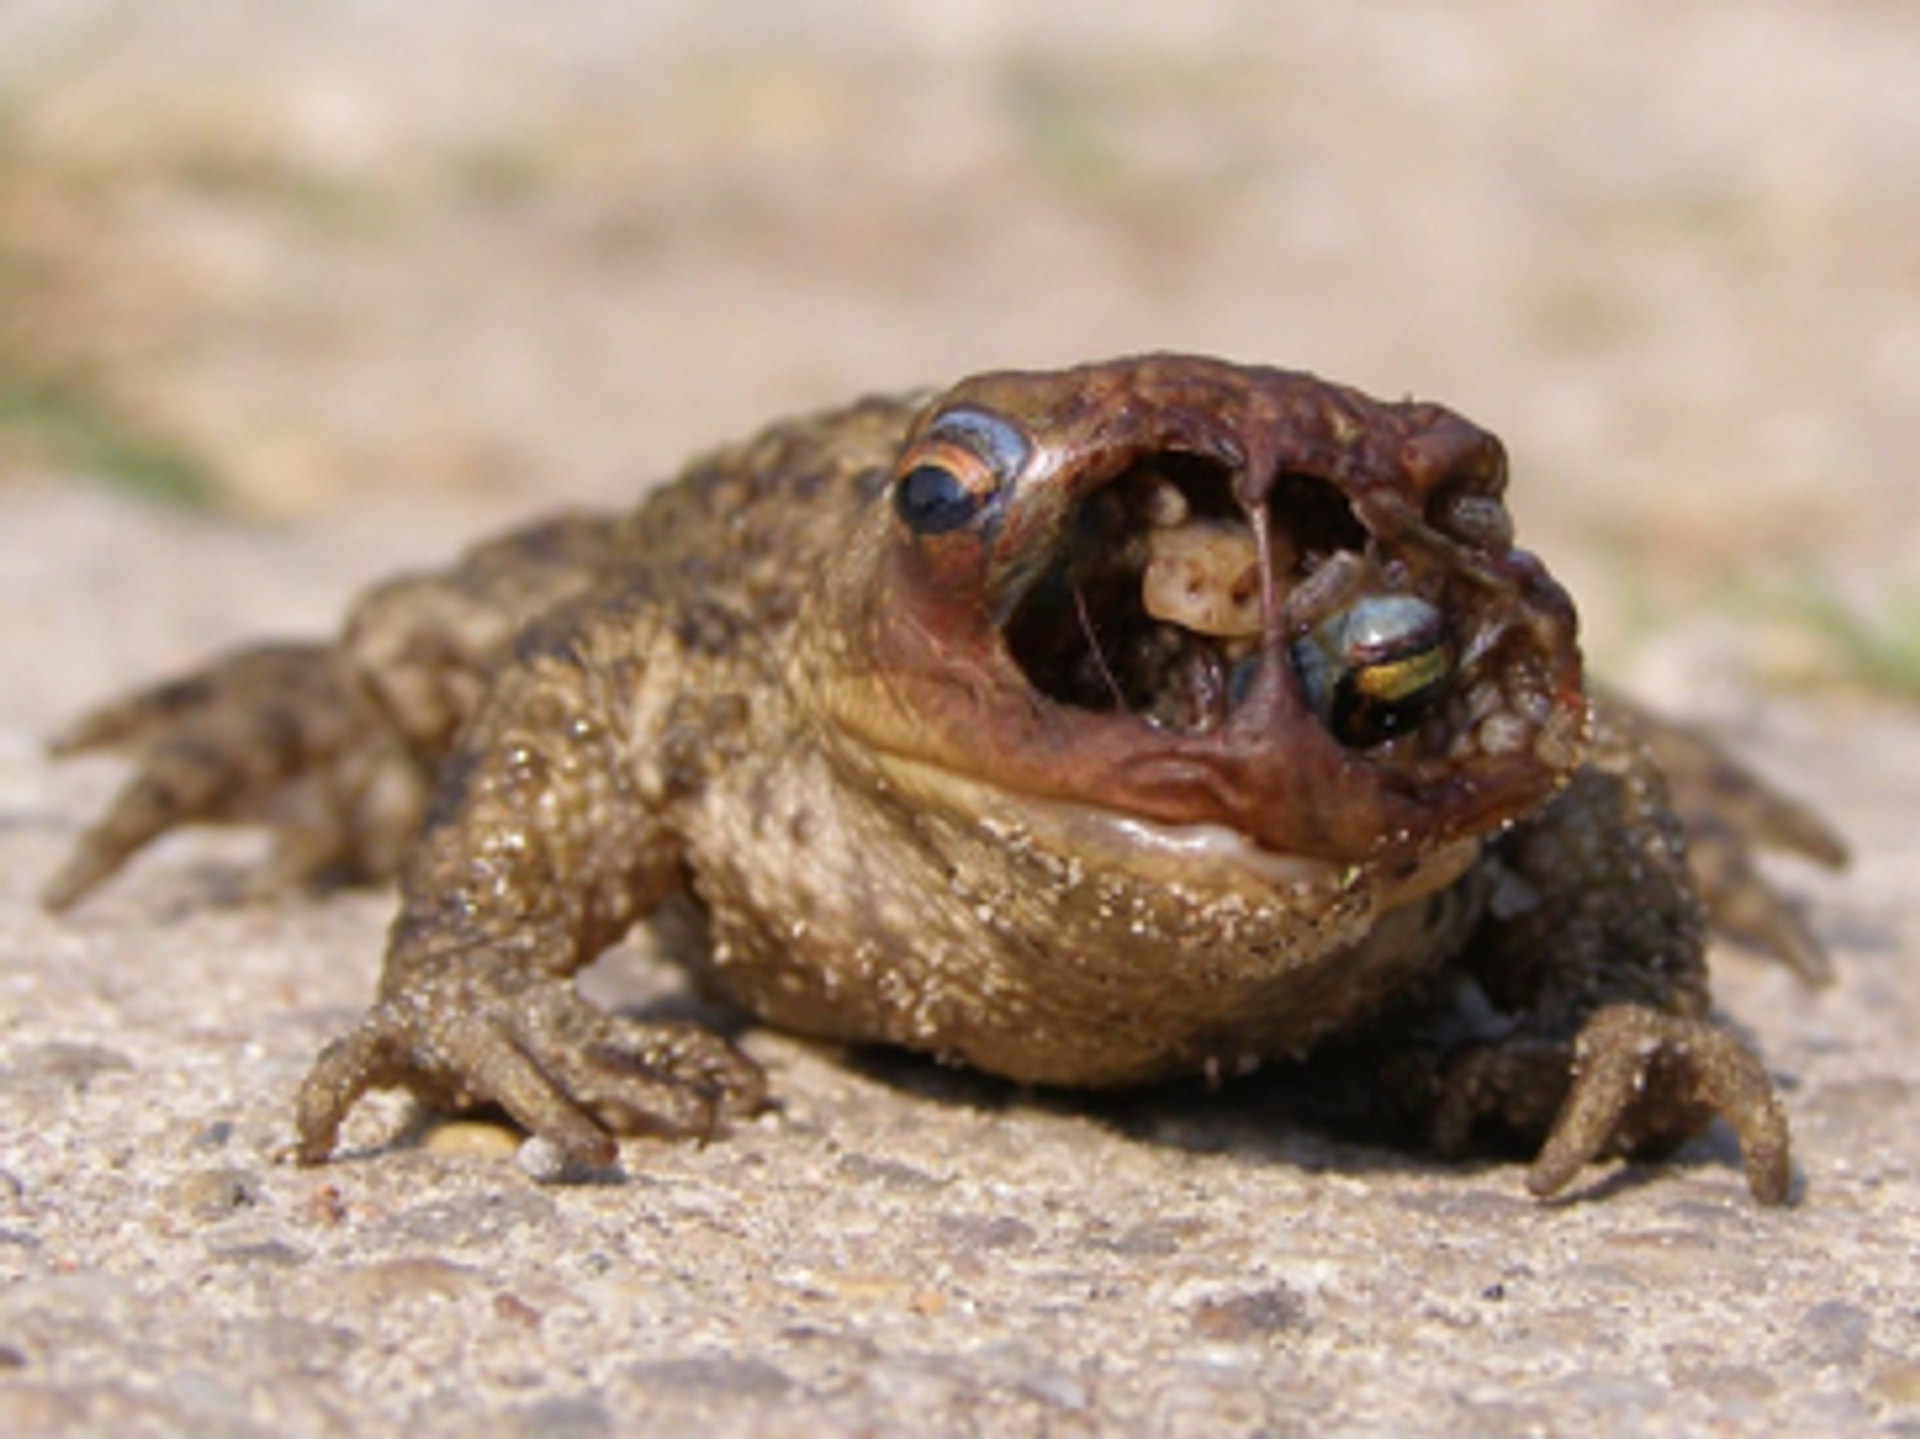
left=42, top=643, right=422, bottom=910
left=1626, top=697, right=1849, bottom=984
left=43, top=513, right=631, bottom=910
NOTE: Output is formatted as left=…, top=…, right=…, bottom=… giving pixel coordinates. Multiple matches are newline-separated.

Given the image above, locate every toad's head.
left=799, top=355, right=1584, bottom=893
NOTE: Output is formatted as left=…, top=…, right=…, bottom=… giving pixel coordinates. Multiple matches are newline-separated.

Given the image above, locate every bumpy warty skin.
left=45, top=355, right=1846, bottom=1203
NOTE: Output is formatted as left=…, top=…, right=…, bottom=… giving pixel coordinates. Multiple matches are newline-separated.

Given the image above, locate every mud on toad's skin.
left=45, top=354, right=1847, bottom=1202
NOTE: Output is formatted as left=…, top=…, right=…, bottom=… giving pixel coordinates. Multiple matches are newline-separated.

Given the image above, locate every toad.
left=44, top=355, right=1846, bottom=1202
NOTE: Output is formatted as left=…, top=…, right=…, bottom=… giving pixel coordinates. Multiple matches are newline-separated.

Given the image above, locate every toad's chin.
left=863, top=748, right=1484, bottom=912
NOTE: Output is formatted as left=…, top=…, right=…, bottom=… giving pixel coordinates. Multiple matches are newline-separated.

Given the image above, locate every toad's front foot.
left=1429, top=1004, right=1791, bottom=1204
left=293, top=975, right=768, bottom=1174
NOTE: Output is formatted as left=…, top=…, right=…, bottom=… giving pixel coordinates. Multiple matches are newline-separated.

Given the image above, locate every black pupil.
left=1328, top=666, right=1445, bottom=748
left=1330, top=680, right=1418, bottom=747
left=895, top=463, right=981, bottom=535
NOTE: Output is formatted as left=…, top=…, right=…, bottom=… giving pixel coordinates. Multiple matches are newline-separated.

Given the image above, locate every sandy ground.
left=1, top=3, right=1917, bottom=1435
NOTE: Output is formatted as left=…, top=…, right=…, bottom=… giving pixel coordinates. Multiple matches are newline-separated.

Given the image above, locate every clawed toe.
left=291, top=982, right=766, bottom=1177
left=1428, top=1004, right=1791, bottom=1204
left=1526, top=1005, right=1790, bottom=1204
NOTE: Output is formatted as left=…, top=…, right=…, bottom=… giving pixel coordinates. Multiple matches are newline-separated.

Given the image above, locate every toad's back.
left=602, top=393, right=918, bottom=631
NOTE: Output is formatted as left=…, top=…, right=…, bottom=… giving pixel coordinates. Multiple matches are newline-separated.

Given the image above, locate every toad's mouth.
left=994, top=446, right=1572, bottom=777
left=1001, top=454, right=1395, bottom=741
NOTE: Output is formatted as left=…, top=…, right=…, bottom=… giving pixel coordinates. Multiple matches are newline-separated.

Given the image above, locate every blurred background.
left=1, top=0, right=1915, bottom=692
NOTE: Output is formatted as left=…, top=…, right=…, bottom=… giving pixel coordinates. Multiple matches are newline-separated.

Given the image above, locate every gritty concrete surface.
left=2, top=3, right=1919, bottom=1436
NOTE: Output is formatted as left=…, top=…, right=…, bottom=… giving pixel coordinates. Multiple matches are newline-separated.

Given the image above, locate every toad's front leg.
left=293, top=607, right=765, bottom=1172
left=1415, top=696, right=1794, bottom=1203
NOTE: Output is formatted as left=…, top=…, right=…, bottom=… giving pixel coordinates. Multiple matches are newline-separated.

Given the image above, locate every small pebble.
left=167, top=1169, right=258, bottom=1222
left=517, top=1136, right=572, bottom=1183
left=426, top=1120, right=523, bottom=1159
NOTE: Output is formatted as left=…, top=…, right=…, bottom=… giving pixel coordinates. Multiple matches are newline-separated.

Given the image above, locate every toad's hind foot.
left=1429, top=1004, right=1790, bottom=1205
left=43, top=643, right=422, bottom=910
left=293, top=978, right=768, bottom=1176
left=1632, top=704, right=1849, bottom=985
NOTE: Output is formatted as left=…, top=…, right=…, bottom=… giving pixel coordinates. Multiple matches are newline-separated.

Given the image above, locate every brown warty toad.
left=44, top=355, right=1848, bottom=1203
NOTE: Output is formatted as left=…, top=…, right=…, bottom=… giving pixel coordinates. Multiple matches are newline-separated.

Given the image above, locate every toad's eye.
left=891, top=407, right=1030, bottom=539
left=894, top=455, right=989, bottom=535
left=1294, top=594, right=1453, bottom=748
